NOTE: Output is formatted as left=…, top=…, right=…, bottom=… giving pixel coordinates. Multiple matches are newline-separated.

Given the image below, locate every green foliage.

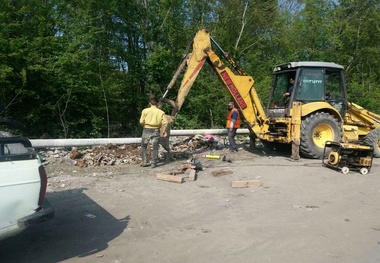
left=0, top=0, right=379, bottom=139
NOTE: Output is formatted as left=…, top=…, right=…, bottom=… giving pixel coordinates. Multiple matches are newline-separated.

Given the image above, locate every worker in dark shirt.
left=281, top=77, right=295, bottom=106
left=226, top=102, right=240, bottom=152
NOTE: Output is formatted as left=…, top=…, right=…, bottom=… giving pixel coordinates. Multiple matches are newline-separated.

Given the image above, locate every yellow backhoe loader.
left=161, top=29, right=380, bottom=159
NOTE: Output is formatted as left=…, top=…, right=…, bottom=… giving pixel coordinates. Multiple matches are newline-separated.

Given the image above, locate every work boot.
left=151, top=163, right=157, bottom=168
left=140, top=163, right=150, bottom=167
left=165, top=152, right=175, bottom=162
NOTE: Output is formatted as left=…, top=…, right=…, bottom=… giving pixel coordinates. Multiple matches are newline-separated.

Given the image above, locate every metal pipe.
left=162, top=55, right=189, bottom=99
left=30, top=129, right=250, bottom=148
left=210, top=36, right=225, bottom=53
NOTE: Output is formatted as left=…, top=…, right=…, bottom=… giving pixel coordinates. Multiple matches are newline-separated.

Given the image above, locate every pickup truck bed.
left=0, top=130, right=54, bottom=239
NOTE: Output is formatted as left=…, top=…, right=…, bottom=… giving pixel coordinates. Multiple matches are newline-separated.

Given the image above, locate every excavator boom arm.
left=163, top=29, right=267, bottom=133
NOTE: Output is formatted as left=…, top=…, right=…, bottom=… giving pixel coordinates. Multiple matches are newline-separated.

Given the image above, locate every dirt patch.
left=2, top=143, right=380, bottom=263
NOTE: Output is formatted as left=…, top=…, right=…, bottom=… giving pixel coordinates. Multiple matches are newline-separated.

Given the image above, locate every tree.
left=0, top=0, right=378, bottom=139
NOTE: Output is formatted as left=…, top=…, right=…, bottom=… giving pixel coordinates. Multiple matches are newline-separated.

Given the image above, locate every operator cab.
left=266, top=61, right=347, bottom=118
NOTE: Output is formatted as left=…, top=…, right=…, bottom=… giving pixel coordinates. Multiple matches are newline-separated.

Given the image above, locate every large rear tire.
left=300, top=112, right=341, bottom=159
left=363, top=128, right=380, bottom=157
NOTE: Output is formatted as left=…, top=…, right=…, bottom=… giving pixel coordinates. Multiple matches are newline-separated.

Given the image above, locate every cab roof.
left=273, top=61, right=344, bottom=72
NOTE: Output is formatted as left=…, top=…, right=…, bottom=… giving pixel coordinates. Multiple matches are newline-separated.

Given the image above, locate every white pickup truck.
left=0, top=121, right=54, bottom=239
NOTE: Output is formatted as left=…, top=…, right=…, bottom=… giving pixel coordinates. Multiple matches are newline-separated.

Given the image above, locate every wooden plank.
left=211, top=169, right=233, bottom=177
left=156, top=173, right=184, bottom=184
left=230, top=180, right=262, bottom=188
left=169, top=170, right=184, bottom=175
left=181, top=163, right=196, bottom=170
left=188, top=169, right=197, bottom=181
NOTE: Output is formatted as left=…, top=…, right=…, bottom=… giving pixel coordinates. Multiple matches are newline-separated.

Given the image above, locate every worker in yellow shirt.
left=139, top=98, right=168, bottom=168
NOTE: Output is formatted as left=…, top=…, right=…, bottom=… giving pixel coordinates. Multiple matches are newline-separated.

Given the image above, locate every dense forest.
left=0, top=0, right=379, bottom=139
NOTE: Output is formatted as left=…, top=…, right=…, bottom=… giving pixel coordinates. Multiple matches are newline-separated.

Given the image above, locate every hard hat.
left=228, top=102, right=234, bottom=106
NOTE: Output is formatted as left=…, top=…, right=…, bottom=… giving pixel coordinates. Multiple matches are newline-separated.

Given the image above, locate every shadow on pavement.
left=0, top=188, right=129, bottom=263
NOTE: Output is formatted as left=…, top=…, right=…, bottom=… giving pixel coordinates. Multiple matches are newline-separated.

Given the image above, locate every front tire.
left=363, top=128, right=380, bottom=157
left=300, top=112, right=341, bottom=159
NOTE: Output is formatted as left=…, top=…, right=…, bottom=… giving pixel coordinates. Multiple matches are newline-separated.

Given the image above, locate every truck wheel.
left=363, top=128, right=380, bottom=158
left=360, top=167, right=369, bottom=175
left=341, top=166, right=350, bottom=174
left=300, top=112, right=341, bottom=159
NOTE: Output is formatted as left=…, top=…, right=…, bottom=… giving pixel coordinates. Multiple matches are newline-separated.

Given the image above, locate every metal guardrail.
left=30, top=129, right=250, bottom=147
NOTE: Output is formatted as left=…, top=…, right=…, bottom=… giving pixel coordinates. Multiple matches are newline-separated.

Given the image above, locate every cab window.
left=295, top=68, right=324, bottom=101
left=269, top=72, right=296, bottom=108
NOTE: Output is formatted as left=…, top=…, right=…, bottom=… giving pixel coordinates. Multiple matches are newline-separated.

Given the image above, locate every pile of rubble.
left=39, top=134, right=229, bottom=168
